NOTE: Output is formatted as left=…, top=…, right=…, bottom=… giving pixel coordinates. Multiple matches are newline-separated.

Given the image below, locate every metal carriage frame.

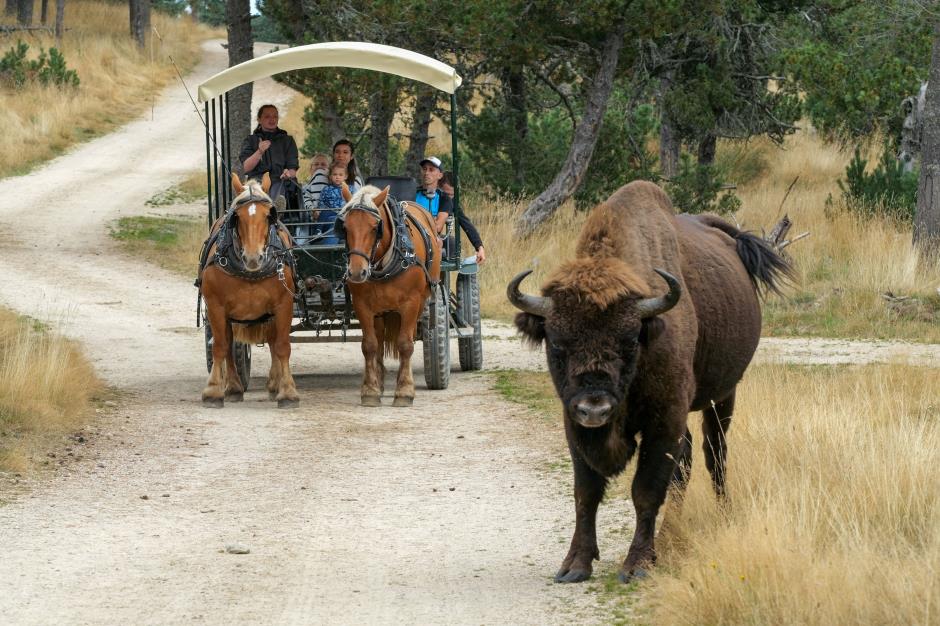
left=198, top=42, right=483, bottom=390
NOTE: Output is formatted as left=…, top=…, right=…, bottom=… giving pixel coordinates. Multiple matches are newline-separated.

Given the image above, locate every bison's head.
left=508, top=258, right=680, bottom=429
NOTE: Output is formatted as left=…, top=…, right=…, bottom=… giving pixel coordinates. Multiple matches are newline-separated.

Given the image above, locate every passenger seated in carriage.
left=414, top=156, right=451, bottom=236
left=312, top=162, right=351, bottom=245
left=238, top=104, right=299, bottom=203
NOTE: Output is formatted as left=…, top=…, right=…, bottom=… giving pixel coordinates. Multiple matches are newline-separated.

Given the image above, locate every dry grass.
left=494, top=364, right=940, bottom=624
left=643, top=362, right=940, bottom=625
left=0, top=1, right=216, bottom=178
left=110, top=213, right=205, bottom=276
left=0, top=307, right=101, bottom=473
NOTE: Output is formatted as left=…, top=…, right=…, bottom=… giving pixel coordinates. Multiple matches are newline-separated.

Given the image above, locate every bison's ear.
left=514, top=312, right=546, bottom=347
left=639, top=317, right=665, bottom=347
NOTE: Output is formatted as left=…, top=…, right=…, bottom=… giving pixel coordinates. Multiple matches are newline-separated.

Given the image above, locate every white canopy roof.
left=197, top=41, right=462, bottom=102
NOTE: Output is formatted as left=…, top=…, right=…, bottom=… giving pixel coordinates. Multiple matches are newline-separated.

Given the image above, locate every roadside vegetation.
left=494, top=364, right=940, bottom=624
left=0, top=0, right=214, bottom=179
left=0, top=307, right=101, bottom=473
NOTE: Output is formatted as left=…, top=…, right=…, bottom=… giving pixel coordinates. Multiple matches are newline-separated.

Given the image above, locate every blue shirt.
left=415, top=188, right=453, bottom=217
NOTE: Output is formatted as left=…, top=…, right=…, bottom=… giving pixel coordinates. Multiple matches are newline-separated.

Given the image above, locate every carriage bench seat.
left=365, top=176, right=417, bottom=202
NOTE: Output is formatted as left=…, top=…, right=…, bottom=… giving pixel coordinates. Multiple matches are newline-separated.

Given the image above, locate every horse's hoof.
left=392, top=396, right=414, bottom=408
left=202, top=397, right=224, bottom=408
left=277, top=397, right=300, bottom=409
left=554, top=568, right=591, bottom=583
left=268, top=390, right=277, bottom=401
left=361, top=395, right=382, bottom=407
left=618, top=567, right=648, bottom=584
left=225, top=392, right=244, bottom=402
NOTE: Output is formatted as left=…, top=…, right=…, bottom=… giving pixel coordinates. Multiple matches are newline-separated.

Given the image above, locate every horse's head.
left=231, top=172, right=275, bottom=272
left=337, top=183, right=390, bottom=283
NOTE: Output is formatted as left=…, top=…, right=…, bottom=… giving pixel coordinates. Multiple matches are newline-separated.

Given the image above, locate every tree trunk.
left=404, top=87, right=436, bottom=179
left=225, top=0, right=253, bottom=165
left=367, top=77, right=399, bottom=177
left=658, top=74, right=680, bottom=178
left=697, top=133, right=717, bottom=166
left=915, top=21, right=940, bottom=255
left=5, top=0, right=15, bottom=17
left=40, top=0, right=47, bottom=23
left=16, top=0, right=33, bottom=25
left=129, top=0, right=149, bottom=48
left=504, top=66, right=528, bottom=189
left=517, top=18, right=628, bottom=235
left=54, top=0, right=64, bottom=42
left=321, top=93, right=347, bottom=145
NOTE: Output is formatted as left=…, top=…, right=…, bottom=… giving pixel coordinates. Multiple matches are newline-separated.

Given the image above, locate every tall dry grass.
left=0, top=308, right=101, bottom=473
left=0, top=1, right=214, bottom=178
left=637, top=362, right=940, bottom=625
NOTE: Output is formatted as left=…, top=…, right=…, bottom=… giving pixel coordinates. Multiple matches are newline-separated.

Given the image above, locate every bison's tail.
left=702, top=215, right=795, bottom=297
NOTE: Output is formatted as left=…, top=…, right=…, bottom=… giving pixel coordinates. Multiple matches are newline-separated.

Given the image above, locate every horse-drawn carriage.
left=196, top=42, right=482, bottom=399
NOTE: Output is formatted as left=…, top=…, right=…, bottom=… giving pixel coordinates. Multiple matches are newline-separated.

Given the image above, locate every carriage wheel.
left=422, top=283, right=450, bottom=390
left=456, top=273, right=483, bottom=371
left=204, top=323, right=252, bottom=390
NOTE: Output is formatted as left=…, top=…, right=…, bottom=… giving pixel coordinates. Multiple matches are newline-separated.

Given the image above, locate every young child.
left=295, top=153, right=331, bottom=244
left=314, top=162, right=356, bottom=245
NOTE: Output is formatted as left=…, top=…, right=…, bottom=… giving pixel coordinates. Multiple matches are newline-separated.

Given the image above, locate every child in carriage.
left=313, top=162, right=357, bottom=245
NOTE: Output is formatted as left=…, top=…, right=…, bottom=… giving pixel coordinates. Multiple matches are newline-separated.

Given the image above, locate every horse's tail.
left=232, top=321, right=270, bottom=345
left=382, top=312, right=401, bottom=359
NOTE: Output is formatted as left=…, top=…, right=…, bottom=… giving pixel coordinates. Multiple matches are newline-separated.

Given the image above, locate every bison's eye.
left=547, top=340, right=567, bottom=360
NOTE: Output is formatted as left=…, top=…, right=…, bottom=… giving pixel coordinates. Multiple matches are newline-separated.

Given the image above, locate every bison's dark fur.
left=510, top=181, right=791, bottom=583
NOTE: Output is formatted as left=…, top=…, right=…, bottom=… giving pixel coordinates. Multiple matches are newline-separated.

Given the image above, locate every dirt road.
left=2, top=40, right=940, bottom=626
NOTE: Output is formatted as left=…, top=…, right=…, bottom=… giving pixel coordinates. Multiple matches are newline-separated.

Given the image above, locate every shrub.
left=837, top=146, right=917, bottom=222
left=0, top=41, right=79, bottom=89
left=666, top=153, right=742, bottom=215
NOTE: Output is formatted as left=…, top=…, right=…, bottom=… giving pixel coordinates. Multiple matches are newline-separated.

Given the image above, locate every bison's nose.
left=574, top=397, right=613, bottom=428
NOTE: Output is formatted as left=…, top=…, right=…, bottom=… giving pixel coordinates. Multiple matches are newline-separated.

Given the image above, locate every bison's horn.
left=507, top=270, right=553, bottom=317
left=636, top=269, right=681, bottom=319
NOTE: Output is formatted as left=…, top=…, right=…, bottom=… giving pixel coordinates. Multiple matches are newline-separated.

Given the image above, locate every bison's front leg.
left=621, top=423, right=684, bottom=582
left=556, top=452, right=607, bottom=583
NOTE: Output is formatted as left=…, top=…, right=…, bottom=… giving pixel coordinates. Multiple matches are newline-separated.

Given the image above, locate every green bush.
left=837, top=147, right=917, bottom=222
left=0, top=41, right=79, bottom=89
left=666, top=154, right=742, bottom=215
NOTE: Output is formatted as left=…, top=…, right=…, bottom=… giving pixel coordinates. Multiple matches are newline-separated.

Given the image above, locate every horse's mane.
left=231, top=179, right=272, bottom=208
left=339, top=185, right=383, bottom=215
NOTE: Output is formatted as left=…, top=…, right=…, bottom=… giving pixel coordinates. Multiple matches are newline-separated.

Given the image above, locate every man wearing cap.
left=415, top=156, right=452, bottom=235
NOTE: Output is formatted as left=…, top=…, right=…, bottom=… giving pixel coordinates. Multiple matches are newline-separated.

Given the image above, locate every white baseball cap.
left=419, top=156, right=443, bottom=171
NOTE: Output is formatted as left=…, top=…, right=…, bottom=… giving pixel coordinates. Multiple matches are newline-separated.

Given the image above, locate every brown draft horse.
left=338, top=184, right=442, bottom=407
left=198, top=173, right=300, bottom=408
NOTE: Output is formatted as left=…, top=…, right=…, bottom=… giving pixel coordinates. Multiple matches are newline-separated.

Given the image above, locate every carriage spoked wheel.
left=422, top=283, right=451, bottom=390
left=456, top=273, right=483, bottom=371
left=204, top=322, right=252, bottom=391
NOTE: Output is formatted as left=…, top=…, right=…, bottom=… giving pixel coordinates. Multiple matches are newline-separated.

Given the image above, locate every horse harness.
left=335, top=196, right=438, bottom=287
left=194, top=191, right=297, bottom=326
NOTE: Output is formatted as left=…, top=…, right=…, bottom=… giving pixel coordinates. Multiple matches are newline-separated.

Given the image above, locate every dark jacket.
left=239, top=127, right=299, bottom=181
left=458, top=213, right=484, bottom=251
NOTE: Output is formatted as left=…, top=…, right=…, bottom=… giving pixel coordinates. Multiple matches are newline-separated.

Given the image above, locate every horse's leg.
left=265, top=321, right=282, bottom=400
left=392, top=298, right=422, bottom=408
left=202, top=304, right=228, bottom=408
left=223, top=322, right=244, bottom=402
left=373, top=314, right=386, bottom=395
left=272, top=303, right=299, bottom=408
left=357, top=307, right=382, bottom=406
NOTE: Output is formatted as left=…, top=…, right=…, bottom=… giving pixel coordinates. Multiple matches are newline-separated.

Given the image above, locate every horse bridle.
left=341, top=201, right=385, bottom=272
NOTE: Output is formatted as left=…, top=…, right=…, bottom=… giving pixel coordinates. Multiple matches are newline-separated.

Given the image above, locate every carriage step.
left=453, top=326, right=475, bottom=339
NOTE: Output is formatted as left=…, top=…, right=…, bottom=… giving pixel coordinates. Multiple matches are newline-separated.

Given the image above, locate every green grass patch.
left=109, top=215, right=205, bottom=275
left=145, top=173, right=207, bottom=207
left=492, top=369, right=559, bottom=420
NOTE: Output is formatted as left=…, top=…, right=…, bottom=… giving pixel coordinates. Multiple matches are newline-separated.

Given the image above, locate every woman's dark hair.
left=441, top=171, right=454, bottom=187
left=332, top=138, right=359, bottom=185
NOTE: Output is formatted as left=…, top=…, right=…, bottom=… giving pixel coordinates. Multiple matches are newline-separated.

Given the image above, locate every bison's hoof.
left=392, top=396, right=414, bottom=408
left=618, top=567, right=648, bottom=584
left=361, top=395, right=382, bottom=407
left=225, top=392, right=244, bottom=402
left=554, top=568, right=592, bottom=583
left=277, top=397, right=300, bottom=409
left=202, top=396, right=224, bottom=408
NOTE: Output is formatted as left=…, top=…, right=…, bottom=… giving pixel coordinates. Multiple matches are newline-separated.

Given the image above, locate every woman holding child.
left=300, top=139, right=364, bottom=244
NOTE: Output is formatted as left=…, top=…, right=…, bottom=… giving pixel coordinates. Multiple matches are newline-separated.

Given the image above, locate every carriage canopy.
left=197, top=41, right=463, bottom=102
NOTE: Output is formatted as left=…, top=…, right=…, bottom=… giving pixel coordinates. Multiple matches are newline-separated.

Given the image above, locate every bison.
left=508, top=181, right=791, bottom=583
